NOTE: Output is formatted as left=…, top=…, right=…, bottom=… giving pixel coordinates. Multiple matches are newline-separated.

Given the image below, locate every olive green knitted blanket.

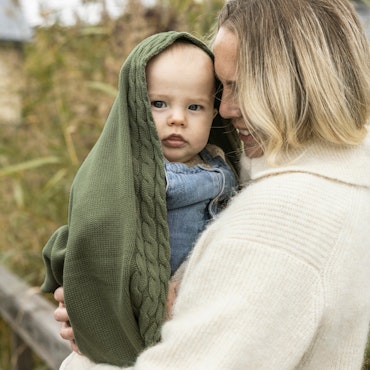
left=41, top=31, right=240, bottom=366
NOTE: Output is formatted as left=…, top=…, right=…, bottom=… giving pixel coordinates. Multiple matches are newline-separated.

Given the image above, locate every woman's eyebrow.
left=222, top=80, right=237, bottom=91
left=225, top=80, right=237, bottom=88
left=216, top=73, right=236, bottom=88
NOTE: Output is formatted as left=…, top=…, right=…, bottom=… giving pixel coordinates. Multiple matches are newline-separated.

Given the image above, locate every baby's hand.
left=166, top=280, right=180, bottom=320
left=165, top=259, right=189, bottom=320
left=54, top=287, right=81, bottom=354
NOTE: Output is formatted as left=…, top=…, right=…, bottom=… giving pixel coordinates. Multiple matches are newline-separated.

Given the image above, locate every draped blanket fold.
left=41, top=31, right=240, bottom=366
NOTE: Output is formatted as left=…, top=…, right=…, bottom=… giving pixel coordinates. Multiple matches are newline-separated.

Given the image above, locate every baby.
left=41, top=32, right=239, bottom=365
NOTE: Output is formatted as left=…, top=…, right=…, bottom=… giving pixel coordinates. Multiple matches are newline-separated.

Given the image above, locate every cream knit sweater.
left=61, top=131, right=370, bottom=370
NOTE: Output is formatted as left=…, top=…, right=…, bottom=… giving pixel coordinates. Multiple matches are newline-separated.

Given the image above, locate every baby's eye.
left=151, top=101, right=166, bottom=108
left=188, top=104, right=202, bottom=111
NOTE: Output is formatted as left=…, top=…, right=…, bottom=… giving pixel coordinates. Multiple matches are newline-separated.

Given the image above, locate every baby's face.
left=146, top=43, right=217, bottom=163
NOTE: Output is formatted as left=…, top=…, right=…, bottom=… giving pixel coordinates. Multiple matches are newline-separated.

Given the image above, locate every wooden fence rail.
left=0, top=264, right=71, bottom=370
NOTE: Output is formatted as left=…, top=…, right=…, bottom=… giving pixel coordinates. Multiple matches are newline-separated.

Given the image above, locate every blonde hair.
left=216, top=0, right=370, bottom=161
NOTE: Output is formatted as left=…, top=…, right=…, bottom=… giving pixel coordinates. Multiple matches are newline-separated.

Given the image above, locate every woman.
left=57, top=0, right=370, bottom=368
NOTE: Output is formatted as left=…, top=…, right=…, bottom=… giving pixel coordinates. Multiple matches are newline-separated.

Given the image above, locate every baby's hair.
left=150, top=38, right=219, bottom=106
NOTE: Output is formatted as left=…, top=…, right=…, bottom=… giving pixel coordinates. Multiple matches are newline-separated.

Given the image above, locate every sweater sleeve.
left=61, top=172, right=340, bottom=370
left=141, top=244, right=323, bottom=369
left=61, top=241, right=324, bottom=370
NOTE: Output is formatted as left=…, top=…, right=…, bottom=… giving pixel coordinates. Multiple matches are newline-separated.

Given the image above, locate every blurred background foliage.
left=0, top=0, right=224, bottom=368
left=0, top=0, right=224, bottom=285
left=0, top=0, right=369, bottom=368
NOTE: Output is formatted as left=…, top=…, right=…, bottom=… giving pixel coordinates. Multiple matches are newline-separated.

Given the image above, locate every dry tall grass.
left=0, top=1, right=223, bottom=368
left=1, top=0, right=223, bottom=284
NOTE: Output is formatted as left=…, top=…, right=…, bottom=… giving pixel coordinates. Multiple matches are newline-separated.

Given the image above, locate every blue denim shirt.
left=165, top=148, right=238, bottom=275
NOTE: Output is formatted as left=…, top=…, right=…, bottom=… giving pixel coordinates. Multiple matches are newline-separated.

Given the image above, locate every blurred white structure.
left=0, top=0, right=32, bottom=125
left=354, top=0, right=370, bottom=39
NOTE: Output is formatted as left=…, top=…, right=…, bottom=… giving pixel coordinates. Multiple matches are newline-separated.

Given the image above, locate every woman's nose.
left=219, top=92, right=241, bottom=119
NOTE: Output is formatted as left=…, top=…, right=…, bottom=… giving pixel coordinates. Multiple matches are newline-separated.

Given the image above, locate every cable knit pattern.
left=61, top=130, right=370, bottom=370
left=124, top=35, right=170, bottom=345
left=41, top=31, right=240, bottom=366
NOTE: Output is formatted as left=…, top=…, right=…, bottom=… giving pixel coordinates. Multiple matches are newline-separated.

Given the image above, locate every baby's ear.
left=213, top=108, right=218, bottom=119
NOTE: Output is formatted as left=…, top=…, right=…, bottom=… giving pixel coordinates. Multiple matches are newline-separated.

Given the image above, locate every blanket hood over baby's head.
left=118, top=30, right=240, bottom=170
left=41, top=31, right=240, bottom=366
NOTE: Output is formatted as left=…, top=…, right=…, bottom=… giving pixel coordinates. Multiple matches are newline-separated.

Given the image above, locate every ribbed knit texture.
left=41, top=31, right=240, bottom=366
left=60, top=131, right=370, bottom=370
